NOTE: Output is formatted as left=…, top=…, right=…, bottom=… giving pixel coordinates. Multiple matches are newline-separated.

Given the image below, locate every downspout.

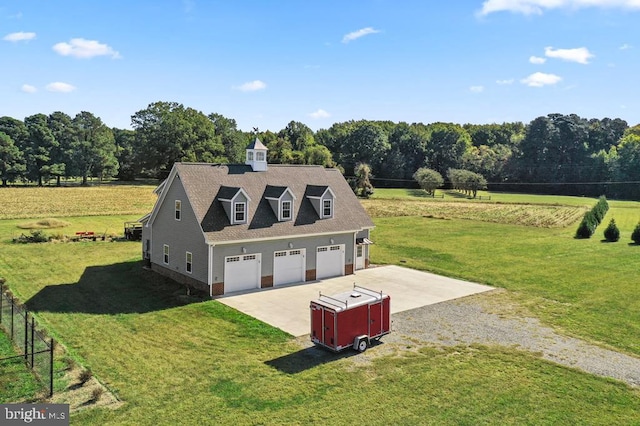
left=353, top=232, right=357, bottom=273
left=208, top=244, right=214, bottom=298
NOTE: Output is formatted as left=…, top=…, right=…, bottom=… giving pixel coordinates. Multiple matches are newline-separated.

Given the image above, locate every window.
left=186, top=252, right=192, bottom=273
left=234, top=202, right=246, bottom=223
left=323, top=199, right=332, bottom=218
left=163, top=245, right=169, bottom=264
left=281, top=200, right=292, bottom=220
left=247, top=151, right=254, bottom=161
left=175, top=200, right=181, bottom=221
left=256, top=151, right=265, bottom=161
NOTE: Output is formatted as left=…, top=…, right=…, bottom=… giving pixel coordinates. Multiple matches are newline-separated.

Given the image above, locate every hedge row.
left=575, top=196, right=609, bottom=238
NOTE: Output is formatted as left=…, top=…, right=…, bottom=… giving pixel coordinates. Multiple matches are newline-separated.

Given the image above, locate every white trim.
left=204, top=228, right=374, bottom=246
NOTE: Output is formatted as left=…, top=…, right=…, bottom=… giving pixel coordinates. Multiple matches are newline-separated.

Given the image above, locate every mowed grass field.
left=0, top=185, right=639, bottom=424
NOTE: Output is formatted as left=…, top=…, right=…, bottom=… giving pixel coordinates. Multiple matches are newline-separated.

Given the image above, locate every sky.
left=1, top=0, right=639, bottom=132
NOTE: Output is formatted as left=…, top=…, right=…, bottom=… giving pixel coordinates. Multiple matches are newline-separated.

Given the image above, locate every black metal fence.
left=0, top=287, right=54, bottom=398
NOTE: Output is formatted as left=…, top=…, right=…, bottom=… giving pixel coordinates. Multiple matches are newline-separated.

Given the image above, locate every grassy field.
left=0, top=186, right=639, bottom=424
left=0, top=331, right=41, bottom=403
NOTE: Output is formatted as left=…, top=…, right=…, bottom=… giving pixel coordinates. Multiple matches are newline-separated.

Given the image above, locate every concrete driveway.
left=216, top=265, right=494, bottom=337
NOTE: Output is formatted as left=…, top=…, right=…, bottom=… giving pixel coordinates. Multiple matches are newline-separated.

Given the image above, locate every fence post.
left=49, top=338, right=54, bottom=398
left=31, top=317, right=35, bottom=368
left=24, top=312, right=29, bottom=362
left=10, top=299, right=14, bottom=340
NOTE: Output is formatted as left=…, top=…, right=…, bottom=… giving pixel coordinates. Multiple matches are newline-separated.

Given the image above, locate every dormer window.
left=218, top=186, right=251, bottom=225
left=305, top=185, right=335, bottom=220
left=234, top=202, right=246, bottom=223
left=323, top=199, right=332, bottom=218
left=264, top=185, right=296, bottom=222
left=282, top=200, right=292, bottom=220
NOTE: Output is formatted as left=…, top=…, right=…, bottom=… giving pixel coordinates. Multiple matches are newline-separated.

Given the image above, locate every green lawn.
left=0, top=331, right=41, bottom=403
left=0, top=190, right=639, bottom=424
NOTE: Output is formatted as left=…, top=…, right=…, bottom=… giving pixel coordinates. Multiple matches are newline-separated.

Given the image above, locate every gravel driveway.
left=295, top=290, right=640, bottom=388
left=383, top=291, right=640, bottom=388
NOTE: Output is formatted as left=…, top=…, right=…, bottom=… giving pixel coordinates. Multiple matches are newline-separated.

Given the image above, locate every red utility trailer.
left=310, top=285, right=390, bottom=353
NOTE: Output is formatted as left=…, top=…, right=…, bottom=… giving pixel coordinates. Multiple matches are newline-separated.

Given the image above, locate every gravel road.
left=384, top=291, right=640, bottom=387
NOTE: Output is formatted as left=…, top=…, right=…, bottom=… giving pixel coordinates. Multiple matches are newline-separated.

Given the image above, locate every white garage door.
left=224, top=253, right=261, bottom=293
left=316, top=244, right=344, bottom=280
left=273, top=249, right=306, bottom=286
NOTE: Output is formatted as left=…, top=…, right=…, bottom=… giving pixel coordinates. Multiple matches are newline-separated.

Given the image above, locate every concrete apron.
left=216, top=264, right=494, bottom=337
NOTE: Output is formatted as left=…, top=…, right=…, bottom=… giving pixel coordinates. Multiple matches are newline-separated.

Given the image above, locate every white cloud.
left=521, top=72, right=562, bottom=87
left=342, top=27, right=380, bottom=43
left=529, top=55, right=546, bottom=64
left=46, top=82, right=76, bottom=93
left=3, top=31, right=36, bottom=42
left=53, top=38, right=121, bottom=59
left=545, top=46, right=594, bottom=64
left=309, top=109, right=331, bottom=119
left=479, top=0, right=640, bottom=16
left=496, top=79, right=514, bottom=85
left=619, top=43, right=632, bottom=50
left=469, top=85, right=485, bottom=93
left=21, top=84, right=37, bottom=93
left=233, top=80, right=266, bottom=92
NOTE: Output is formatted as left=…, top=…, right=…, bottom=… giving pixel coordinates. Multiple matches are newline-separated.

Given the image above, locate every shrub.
left=631, top=222, right=640, bottom=244
left=604, top=219, right=620, bottom=242
left=91, top=387, right=104, bottom=402
left=575, top=195, right=609, bottom=239
left=79, top=369, right=93, bottom=385
left=575, top=218, right=593, bottom=239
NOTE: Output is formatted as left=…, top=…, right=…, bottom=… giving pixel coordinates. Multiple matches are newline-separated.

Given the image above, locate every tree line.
left=1, top=101, right=639, bottom=199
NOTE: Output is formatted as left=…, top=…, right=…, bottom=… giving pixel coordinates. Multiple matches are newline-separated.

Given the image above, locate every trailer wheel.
left=357, top=338, right=368, bottom=352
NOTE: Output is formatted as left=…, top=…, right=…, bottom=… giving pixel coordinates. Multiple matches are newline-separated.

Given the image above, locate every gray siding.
left=209, top=232, right=357, bottom=283
left=151, top=176, right=209, bottom=285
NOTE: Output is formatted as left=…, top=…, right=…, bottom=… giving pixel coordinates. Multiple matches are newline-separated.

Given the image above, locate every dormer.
left=218, top=186, right=251, bottom=225
left=305, top=185, right=336, bottom=219
left=245, top=137, right=268, bottom=172
left=264, top=185, right=296, bottom=222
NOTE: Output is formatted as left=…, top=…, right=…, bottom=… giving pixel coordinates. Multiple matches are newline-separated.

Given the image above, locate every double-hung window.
left=282, top=200, right=292, bottom=220
left=234, top=202, right=246, bottom=223
left=323, top=199, right=332, bottom=218
left=163, top=245, right=169, bottom=264
left=186, top=252, right=192, bottom=273
left=175, top=200, right=181, bottom=220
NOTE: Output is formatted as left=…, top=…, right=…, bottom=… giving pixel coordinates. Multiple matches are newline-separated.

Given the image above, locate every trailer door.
left=323, top=310, right=336, bottom=349
left=311, top=303, right=323, bottom=342
left=369, top=302, right=383, bottom=337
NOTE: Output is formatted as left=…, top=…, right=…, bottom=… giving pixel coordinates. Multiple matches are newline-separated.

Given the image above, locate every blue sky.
left=1, top=0, right=638, bottom=132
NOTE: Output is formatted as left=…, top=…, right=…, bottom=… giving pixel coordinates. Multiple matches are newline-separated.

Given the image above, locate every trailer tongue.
left=310, top=285, right=391, bottom=353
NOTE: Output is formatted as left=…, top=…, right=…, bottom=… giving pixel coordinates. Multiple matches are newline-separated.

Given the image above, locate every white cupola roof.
left=246, top=137, right=268, bottom=172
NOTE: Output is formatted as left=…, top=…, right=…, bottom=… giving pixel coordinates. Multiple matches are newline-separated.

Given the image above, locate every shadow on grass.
left=265, top=340, right=383, bottom=374
left=25, top=261, right=206, bottom=315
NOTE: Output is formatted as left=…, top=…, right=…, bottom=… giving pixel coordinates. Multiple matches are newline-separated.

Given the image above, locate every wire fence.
left=0, top=286, right=54, bottom=398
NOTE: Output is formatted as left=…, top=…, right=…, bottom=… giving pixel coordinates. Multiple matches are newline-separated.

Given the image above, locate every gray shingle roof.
left=174, top=163, right=374, bottom=244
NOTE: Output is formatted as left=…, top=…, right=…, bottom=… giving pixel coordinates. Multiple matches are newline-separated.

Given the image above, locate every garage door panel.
left=274, top=249, right=306, bottom=286
left=225, top=254, right=261, bottom=293
left=316, top=245, right=344, bottom=280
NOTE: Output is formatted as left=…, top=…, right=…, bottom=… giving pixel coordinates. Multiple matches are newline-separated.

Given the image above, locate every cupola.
left=245, top=137, right=268, bottom=172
